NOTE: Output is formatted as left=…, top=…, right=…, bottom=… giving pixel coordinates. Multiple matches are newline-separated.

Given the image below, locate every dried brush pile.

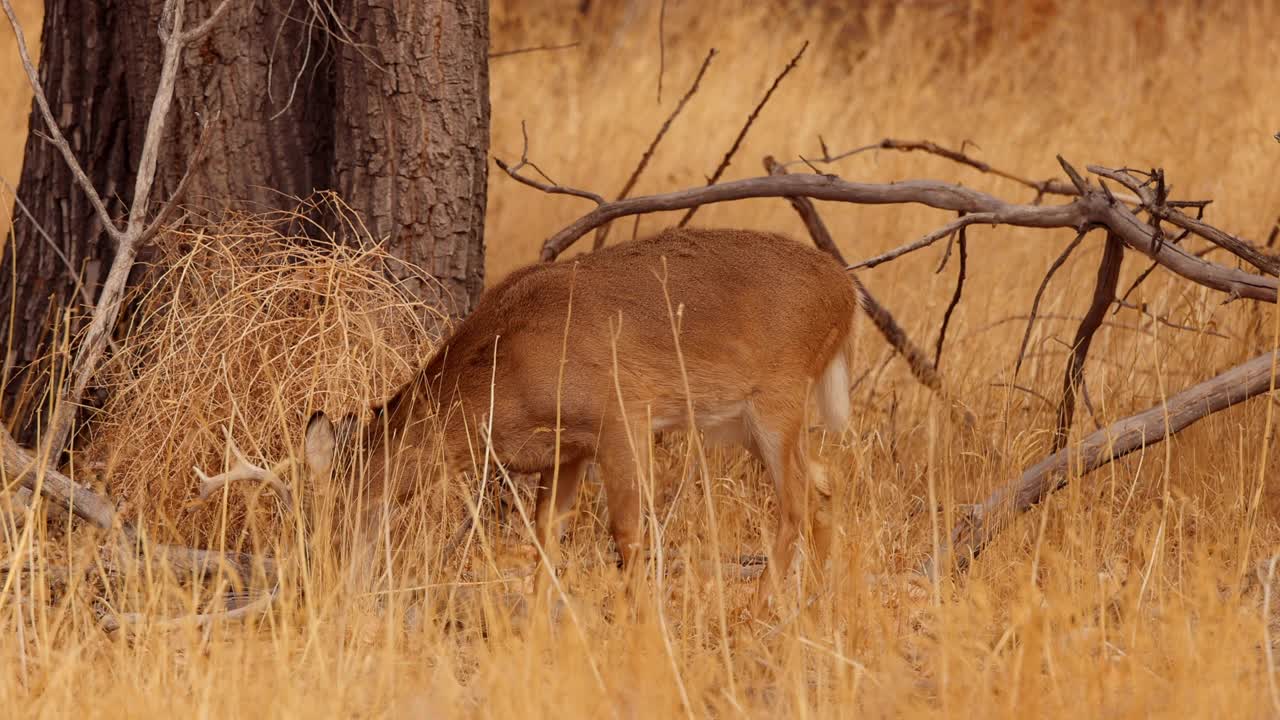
left=83, top=196, right=446, bottom=547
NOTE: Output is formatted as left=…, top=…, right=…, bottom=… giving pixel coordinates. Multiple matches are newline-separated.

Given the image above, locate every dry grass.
left=4, top=0, right=1280, bottom=716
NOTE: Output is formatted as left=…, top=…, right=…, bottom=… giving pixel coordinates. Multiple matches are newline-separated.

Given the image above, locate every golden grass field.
left=5, top=0, right=1280, bottom=716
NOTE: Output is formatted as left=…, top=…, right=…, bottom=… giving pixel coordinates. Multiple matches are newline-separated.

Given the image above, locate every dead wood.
left=531, top=169, right=1276, bottom=304
left=593, top=48, right=717, bottom=251
left=927, top=349, right=1280, bottom=576
left=933, top=215, right=968, bottom=370
left=1052, top=233, right=1123, bottom=451
left=676, top=41, right=808, bottom=228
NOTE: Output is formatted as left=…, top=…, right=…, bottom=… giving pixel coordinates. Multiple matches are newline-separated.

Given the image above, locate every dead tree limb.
left=927, top=349, right=1280, bottom=576
left=535, top=171, right=1277, bottom=304
left=593, top=48, right=717, bottom=251
left=1091, top=165, right=1280, bottom=276
left=1015, top=228, right=1091, bottom=376
left=1052, top=233, right=1123, bottom=451
left=762, top=155, right=976, bottom=429
left=676, top=41, right=808, bottom=228
left=934, top=217, right=968, bottom=370
left=494, top=121, right=606, bottom=205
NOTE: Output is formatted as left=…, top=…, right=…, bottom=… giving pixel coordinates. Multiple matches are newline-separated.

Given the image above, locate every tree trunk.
left=0, top=0, right=133, bottom=439
left=1, top=0, right=489, bottom=440
left=334, top=0, right=490, bottom=317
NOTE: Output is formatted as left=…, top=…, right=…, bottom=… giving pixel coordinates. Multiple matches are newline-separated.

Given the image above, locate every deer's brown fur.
left=306, top=227, right=860, bottom=611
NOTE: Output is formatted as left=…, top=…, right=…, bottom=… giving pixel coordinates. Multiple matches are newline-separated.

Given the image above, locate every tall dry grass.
left=3, top=0, right=1280, bottom=717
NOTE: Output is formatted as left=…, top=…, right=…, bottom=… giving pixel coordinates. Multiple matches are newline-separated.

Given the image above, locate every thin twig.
left=676, top=41, right=808, bottom=227
left=1015, top=227, right=1090, bottom=377
left=593, top=48, right=717, bottom=251
left=489, top=41, right=580, bottom=59
left=849, top=212, right=995, bottom=270
left=656, top=0, right=667, bottom=102
left=933, top=214, right=968, bottom=370
left=495, top=121, right=607, bottom=205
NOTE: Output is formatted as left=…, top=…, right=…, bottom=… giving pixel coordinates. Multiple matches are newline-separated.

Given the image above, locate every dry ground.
left=3, top=0, right=1280, bottom=717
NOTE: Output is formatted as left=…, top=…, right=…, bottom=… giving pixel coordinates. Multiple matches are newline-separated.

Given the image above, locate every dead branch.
left=934, top=216, right=968, bottom=369
left=676, top=41, right=808, bottom=228
left=537, top=170, right=1278, bottom=304
left=1015, top=228, right=1090, bottom=376
left=494, top=121, right=606, bottom=205
left=1052, top=233, right=1123, bottom=451
left=1091, top=165, right=1280, bottom=276
left=488, top=41, right=580, bottom=60
left=927, top=349, right=1280, bottom=576
left=101, top=586, right=279, bottom=634
left=851, top=213, right=998, bottom=271
left=762, top=155, right=845, bottom=262
left=2, top=421, right=271, bottom=584
left=593, top=48, right=717, bottom=251
left=783, top=137, right=1137, bottom=205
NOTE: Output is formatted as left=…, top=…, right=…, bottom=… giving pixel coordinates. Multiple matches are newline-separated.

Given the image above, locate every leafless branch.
left=656, top=0, right=667, bottom=102
left=676, top=41, right=808, bottom=227
left=933, top=217, right=968, bottom=370
left=538, top=169, right=1278, bottom=299
left=1114, top=298, right=1231, bottom=339
left=489, top=41, right=580, bottom=60
left=849, top=212, right=996, bottom=270
left=1015, top=228, right=1091, bottom=377
left=101, top=586, right=279, bottom=634
left=495, top=121, right=606, bottom=205
left=927, top=350, right=1280, bottom=576
left=762, top=155, right=844, bottom=263
left=593, top=48, right=717, bottom=251
left=2, top=423, right=273, bottom=583
left=1052, top=233, right=1123, bottom=451
left=1090, top=165, right=1280, bottom=276
left=1, top=0, right=124, bottom=244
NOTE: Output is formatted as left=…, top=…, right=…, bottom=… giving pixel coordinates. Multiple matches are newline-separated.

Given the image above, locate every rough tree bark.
left=1, top=0, right=490, bottom=441
left=334, top=0, right=490, bottom=318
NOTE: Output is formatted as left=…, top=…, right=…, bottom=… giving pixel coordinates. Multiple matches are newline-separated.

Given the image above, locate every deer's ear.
left=304, top=411, right=337, bottom=479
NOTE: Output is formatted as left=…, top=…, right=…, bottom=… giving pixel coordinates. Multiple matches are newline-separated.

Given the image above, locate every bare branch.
left=928, top=349, right=1280, bottom=576
left=761, top=155, right=975, bottom=429
left=538, top=172, right=1278, bottom=303
left=1091, top=165, right=1280, bottom=276
left=933, top=217, right=968, bottom=370
left=1015, top=228, right=1090, bottom=377
left=1053, top=233, right=1123, bottom=450
left=676, top=41, right=808, bottom=227
left=178, top=0, right=233, bottom=43
left=495, top=122, right=606, bottom=205
left=489, top=41, right=579, bottom=60
left=594, top=48, right=717, bottom=251
left=1, top=423, right=272, bottom=582
left=762, top=155, right=844, bottom=263
left=849, top=212, right=996, bottom=270
left=101, top=586, right=279, bottom=634
left=34, top=0, right=231, bottom=465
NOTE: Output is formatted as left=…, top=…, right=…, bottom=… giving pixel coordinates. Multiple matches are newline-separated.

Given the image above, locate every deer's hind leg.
left=533, top=456, right=589, bottom=596
left=745, top=392, right=834, bottom=615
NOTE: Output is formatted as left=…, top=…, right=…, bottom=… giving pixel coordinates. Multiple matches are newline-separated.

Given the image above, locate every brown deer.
left=302, top=227, right=859, bottom=612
